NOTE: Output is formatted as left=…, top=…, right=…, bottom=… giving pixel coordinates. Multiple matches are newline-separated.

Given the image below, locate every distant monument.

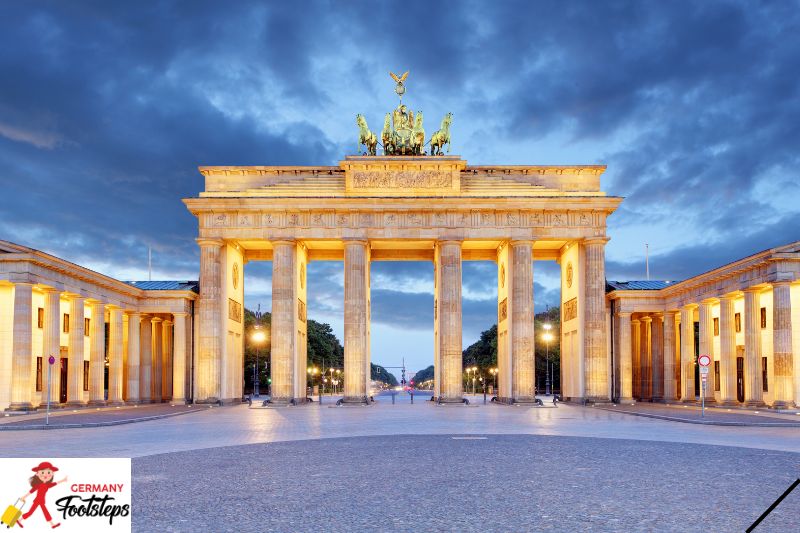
left=357, top=71, right=451, bottom=157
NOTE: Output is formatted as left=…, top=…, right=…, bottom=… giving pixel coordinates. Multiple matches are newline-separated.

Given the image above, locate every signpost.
left=46, top=355, right=55, bottom=426
left=698, top=355, right=711, bottom=418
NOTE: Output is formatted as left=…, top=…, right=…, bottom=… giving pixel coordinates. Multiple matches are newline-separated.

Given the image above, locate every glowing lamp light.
left=543, top=323, right=552, bottom=330
left=252, top=331, right=267, bottom=343
left=542, top=332, right=554, bottom=342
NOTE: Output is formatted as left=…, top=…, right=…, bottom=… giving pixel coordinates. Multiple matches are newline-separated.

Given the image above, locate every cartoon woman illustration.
left=16, top=461, right=67, bottom=529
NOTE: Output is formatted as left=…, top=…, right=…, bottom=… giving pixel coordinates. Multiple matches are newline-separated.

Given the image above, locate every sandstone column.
left=583, top=238, right=609, bottom=401
left=651, top=314, right=664, bottom=401
left=663, top=311, right=678, bottom=401
left=743, top=288, right=764, bottom=406
left=88, top=301, right=107, bottom=406
left=172, top=312, right=188, bottom=403
left=718, top=295, right=737, bottom=405
left=126, top=312, right=141, bottom=404
left=9, top=282, right=34, bottom=410
left=66, top=296, right=85, bottom=406
left=641, top=316, right=652, bottom=400
left=41, top=288, right=62, bottom=405
left=510, top=241, right=535, bottom=402
left=680, top=304, right=696, bottom=402
left=631, top=318, right=641, bottom=399
left=196, top=238, right=223, bottom=403
left=140, top=315, right=152, bottom=403
left=270, top=240, right=297, bottom=403
left=343, top=240, right=370, bottom=403
left=162, top=319, right=172, bottom=400
left=151, top=317, right=163, bottom=403
left=698, top=299, right=716, bottom=402
left=772, top=281, right=795, bottom=408
left=107, top=308, right=124, bottom=405
left=438, top=241, right=463, bottom=403
left=618, top=312, right=633, bottom=402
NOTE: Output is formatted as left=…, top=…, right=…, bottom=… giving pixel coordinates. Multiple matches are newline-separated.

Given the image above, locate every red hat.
left=31, top=461, right=58, bottom=472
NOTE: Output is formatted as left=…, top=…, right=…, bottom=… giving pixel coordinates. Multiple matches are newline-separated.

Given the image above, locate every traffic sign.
left=698, top=354, right=711, bottom=367
left=701, top=374, right=708, bottom=382
left=48, top=355, right=55, bottom=365
left=699, top=366, right=709, bottom=375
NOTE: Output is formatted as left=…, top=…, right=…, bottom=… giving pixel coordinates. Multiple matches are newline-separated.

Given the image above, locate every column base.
left=585, top=396, right=612, bottom=405
left=716, top=399, right=739, bottom=407
left=107, top=400, right=126, bottom=406
left=125, top=399, right=142, bottom=405
left=87, top=400, right=107, bottom=407
left=743, top=400, right=767, bottom=408
left=618, top=397, right=635, bottom=405
left=437, top=397, right=468, bottom=405
left=5, top=403, right=36, bottom=412
left=66, top=400, right=87, bottom=408
left=193, top=397, right=221, bottom=405
left=770, top=400, right=796, bottom=410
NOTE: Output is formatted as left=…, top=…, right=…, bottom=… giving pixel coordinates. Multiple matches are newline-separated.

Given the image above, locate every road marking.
left=451, top=436, right=487, bottom=440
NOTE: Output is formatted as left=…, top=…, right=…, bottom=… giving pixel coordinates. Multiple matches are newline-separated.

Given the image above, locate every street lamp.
left=335, top=369, right=341, bottom=395
left=252, top=328, right=267, bottom=397
left=489, top=367, right=498, bottom=391
left=307, top=366, right=319, bottom=399
left=543, top=324, right=553, bottom=396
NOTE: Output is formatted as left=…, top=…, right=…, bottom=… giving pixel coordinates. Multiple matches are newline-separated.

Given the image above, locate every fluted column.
left=8, top=283, right=34, bottom=410
left=743, top=288, right=764, bottom=406
left=88, top=301, right=106, bottom=406
left=162, top=319, right=172, bottom=400
left=126, top=312, right=141, bottom=404
left=663, top=311, right=678, bottom=401
left=698, top=300, right=716, bottom=402
left=772, top=282, right=795, bottom=408
left=172, top=312, right=188, bottom=403
left=271, top=240, right=297, bottom=403
left=651, top=314, right=664, bottom=401
left=510, top=241, right=535, bottom=402
left=583, top=238, right=609, bottom=401
left=196, top=238, right=223, bottom=403
left=631, top=318, right=641, bottom=399
left=151, top=317, right=163, bottom=403
left=66, top=296, right=85, bottom=406
left=680, top=304, right=696, bottom=402
left=438, top=241, right=463, bottom=403
left=41, top=288, right=62, bottom=405
left=618, top=312, right=633, bottom=402
left=140, top=315, right=152, bottom=403
left=641, top=317, right=652, bottom=400
left=108, top=308, right=124, bottom=405
left=343, top=240, right=370, bottom=403
left=718, top=295, right=737, bottom=405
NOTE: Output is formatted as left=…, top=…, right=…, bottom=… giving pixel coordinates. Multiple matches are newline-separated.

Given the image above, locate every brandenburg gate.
left=184, top=154, right=621, bottom=405
left=183, top=73, right=622, bottom=406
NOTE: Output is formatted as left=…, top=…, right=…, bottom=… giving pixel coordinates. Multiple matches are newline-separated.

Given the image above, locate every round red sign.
left=698, top=354, right=711, bottom=367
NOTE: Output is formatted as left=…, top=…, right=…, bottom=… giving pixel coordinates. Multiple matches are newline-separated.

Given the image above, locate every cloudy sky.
left=2, top=1, right=798, bottom=377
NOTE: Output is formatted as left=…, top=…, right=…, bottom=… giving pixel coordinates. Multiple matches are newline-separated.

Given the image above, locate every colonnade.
left=615, top=281, right=796, bottom=408
left=3, top=282, right=190, bottom=410
left=222, top=237, right=610, bottom=405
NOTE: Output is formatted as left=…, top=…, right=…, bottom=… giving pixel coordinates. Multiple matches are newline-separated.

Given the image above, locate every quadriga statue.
left=429, top=112, right=452, bottom=156
left=356, top=114, right=377, bottom=156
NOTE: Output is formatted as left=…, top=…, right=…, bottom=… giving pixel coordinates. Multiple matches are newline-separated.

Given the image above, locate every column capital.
left=64, top=293, right=86, bottom=302
left=583, top=237, right=609, bottom=246
left=771, top=279, right=793, bottom=288
left=631, top=317, right=641, bottom=325
left=641, top=316, right=653, bottom=324
left=743, top=286, right=764, bottom=294
left=12, top=281, right=35, bottom=288
left=270, top=239, right=296, bottom=247
left=665, top=309, right=680, bottom=317
left=700, top=298, right=716, bottom=305
left=342, top=238, right=369, bottom=246
left=509, top=239, right=535, bottom=247
left=126, top=310, right=142, bottom=318
left=681, top=303, right=698, bottom=310
left=437, top=239, right=463, bottom=246
left=615, top=311, right=632, bottom=318
left=652, top=312, right=665, bottom=321
left=718, top=293, right=737, bottom=301
left=163, top=319, right=173, bottom=326
left=172, top=311, right=189, bottom=318
left=39, top=286, right=62, bottom=294
left=196, top=237, right=224, bottom=248
left=150, top=317, right=163, bottom=324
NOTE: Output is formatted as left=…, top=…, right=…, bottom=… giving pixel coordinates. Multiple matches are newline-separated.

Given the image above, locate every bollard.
left=392, top=393, right=396, bottom=405
left=410, top=392, right=414, bottom=404
left=483, top=391, right=487, bottom=404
